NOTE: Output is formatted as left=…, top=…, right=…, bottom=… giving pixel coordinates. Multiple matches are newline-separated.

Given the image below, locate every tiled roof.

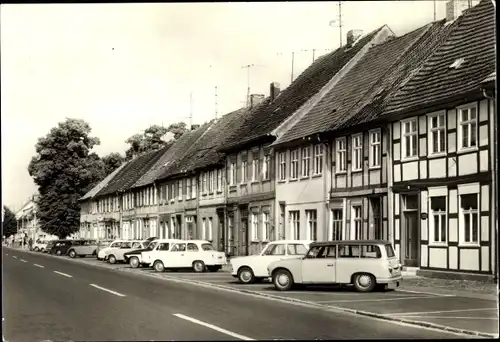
left=96, top=147, right=167, bottom=197
left=384, top=0, right=495, bottom=115
left=482, top=71, right=496, bottom=84
left=133, top=126, right=210, bottom=187
left=167, top=107, right=249, bottom=176
left=220, top=26, right=385, bottom=152
left=80, top=162, right=128, bottom=201
left=274, top=22, right=442, bottom=145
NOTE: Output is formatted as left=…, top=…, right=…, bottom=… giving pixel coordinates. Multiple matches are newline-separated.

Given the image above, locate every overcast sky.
left=2, top=1, right=453, bottom=212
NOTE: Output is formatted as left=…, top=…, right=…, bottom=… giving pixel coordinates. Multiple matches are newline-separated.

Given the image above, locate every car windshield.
left=201, top=243, right=214, bottom=251
left=147, top=241, right=158, bottom=250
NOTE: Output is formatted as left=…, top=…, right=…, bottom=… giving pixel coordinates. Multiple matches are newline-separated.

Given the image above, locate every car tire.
left=108, top=255, right=117, bottom=264
left=153, top=260, right=165, bottom=272
left=192, top=260, right=206, bottom=273
left=237, top=267, right=255, bottom=284
left=34, top=247, right=39, bottom=252
left=69, top=250, right=77, bottom=258
left=56, top=250, right=62, bottom=256
left=272, top=269, right=294, bottom=291
left=353, top=273, right=376, bottom=293
left=130, top=256, right=140, bottom=268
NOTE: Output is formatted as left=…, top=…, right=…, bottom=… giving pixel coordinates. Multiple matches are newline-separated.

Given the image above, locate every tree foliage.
left=28, top=118, right=105, bottom=239
left=101, top=152, right=125, bottom=175
left=124, top=122, right=188, bottom=160
left=2, top=206, right=17, bottom=238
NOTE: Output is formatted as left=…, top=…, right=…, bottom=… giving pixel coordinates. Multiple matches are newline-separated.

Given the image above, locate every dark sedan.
left=49, top=240, right=73, bottom=256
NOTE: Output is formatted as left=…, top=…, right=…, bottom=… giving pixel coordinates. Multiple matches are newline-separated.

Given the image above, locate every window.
left=251, top=212, right=259, bottom=241
left=301, top=146, right=311, bottom=177
left=252, top=159, right=260, bottom=181
left=459, top=106, right=477, bottom=149
left=208, top=218, right=213, bottom=241
left=278, top=152, right=286, bottom=181
left=289, top=211, right=300, bottom=239
left=209, top=170, right=215, bottom=193
left=177, top=180, right=182, bottom=200
left=187, top=243, right=199, bottom=251
left=230, top=162, right=236, bottom=185
left=460, top=194, right=478, bottom=244
left=306, top=210, right=317, bottom=240
left=202, top=173, right=208, bottom=193
left=360, top=245, right=381, bottom=258
left=369, top=130, right=381, bottom=167
left=352, top=205, right=362, bottom=240
left=336, top=138, right=347, bottom=172
left=186, top=178, right=192, bottom=200
left=385, top=244, right=395, bottom=258
left=290, top=149, right=299, bottom=179
left=352, top=134, right=363, bottom=171
left=402, top=119, right=418, bottom=159
left=430, top=196, right=447, bottom=244
left=331, top=209, right=343, bottom=240
left=241, top=160, right=248, bottom=183
left=201, top=243, right=214, bottom=251
left=429, top=113, right=446, bottom=154
left=202, top=218, right=206, bottom=240
left=191, top=177, right=197, bottom=198
left=217, top=169, right=223, bottom=192
left=262, top=212, right=270, bottom=241
left=286, top=244, right=308, bottom=255
left=263, top=155, right=270, bottom=180
left=339, top=244, right=361, bottom=258
left=313, top=144, right=323, bottom=175
left=171, top=243, right=186, bottom=252
left=264, top=244, right=286, bottom=256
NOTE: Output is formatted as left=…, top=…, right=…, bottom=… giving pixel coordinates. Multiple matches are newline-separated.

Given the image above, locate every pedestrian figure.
left=28, top=237, right=33, bottom=250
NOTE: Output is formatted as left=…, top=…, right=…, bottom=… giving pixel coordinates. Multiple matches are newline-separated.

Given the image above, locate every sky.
left=1, top=1, right=455, bottom=212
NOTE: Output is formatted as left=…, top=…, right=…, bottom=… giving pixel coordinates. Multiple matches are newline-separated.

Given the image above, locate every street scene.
left=2, top=0, right=498, bottom=341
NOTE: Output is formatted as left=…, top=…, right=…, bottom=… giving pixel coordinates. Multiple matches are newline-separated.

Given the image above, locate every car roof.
left=311, top=240, right=392, bottom=247
left=266, top=240, right=313, bottom=245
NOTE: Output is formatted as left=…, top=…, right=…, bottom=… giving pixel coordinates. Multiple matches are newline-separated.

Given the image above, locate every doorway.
left=402, top=194, right=420, bottom=267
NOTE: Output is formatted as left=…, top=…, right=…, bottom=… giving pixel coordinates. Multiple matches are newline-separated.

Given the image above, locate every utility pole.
left=338, top=1, right=343, bottom=48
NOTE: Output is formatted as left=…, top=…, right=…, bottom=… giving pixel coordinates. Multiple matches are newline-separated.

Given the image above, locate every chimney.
left=446, top=0, right=474, bottom=22
left=270, top=82, right=281, bottom=101
left=191, top=124, right=200, bottom=131
left=346, top=29, right=363, bottom=47
left=250, top=94, right=265, bottom=108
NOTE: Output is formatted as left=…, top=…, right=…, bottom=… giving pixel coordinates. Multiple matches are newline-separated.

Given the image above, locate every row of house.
left=79, top=0, right=496, bottom=280
left=14, top=195, right=58, bottom=242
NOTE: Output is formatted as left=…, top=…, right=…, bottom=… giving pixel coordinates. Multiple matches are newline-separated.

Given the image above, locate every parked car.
left=32, top=241, right=48, bottom=252
left=230, top=240, right=313, bottom=284
left=45, top=240, right=56, bottom=253
left=124, top=239, right=159, bottom=268
left=50, top=240, right=73, bottom=256
left=67, top=239, right=98, bottom=258
left=149, top=240, right=227, bottom=273
left=105, top=240, right=145, bottom=264
left=140, top=239, right=181, bottom=267
left=97, top=239, right=126, bottom=260
left=267, top=240, right=402, bottom=293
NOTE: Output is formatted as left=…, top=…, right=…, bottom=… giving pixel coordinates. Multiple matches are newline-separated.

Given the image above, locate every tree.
left=1, top=206, right=17, bottom=238
left=124, top=122, right=188, bottom=160
left=101, top=152, right=125, bottom=175
left=28, top=118, right=105, bottom=239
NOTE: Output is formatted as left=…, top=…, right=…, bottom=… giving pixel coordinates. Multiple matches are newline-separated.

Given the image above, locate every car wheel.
left=192, top=260, right=206, bottom=273
left=353, top=273, right=376, bottom=293
left=69, top=250, right=76, bottom=258
left=34, top=247, right=39, bottom=252
left=153, top=260, right=165, bottom=272
left=237, top=267, right=255, bottom=284
left=272, top=269, right=294, bottom=291
left=130, top=257, right=140, bottom=268
left=56, top=250, right=62, bottom=256
left=108, top=255, right=116, bottom=264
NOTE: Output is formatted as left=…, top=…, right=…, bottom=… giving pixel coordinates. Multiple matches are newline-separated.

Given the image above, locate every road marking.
left=395, top=315, right=498, bottom=320
left=20, top=259, right=28, bottom=263
left=53, top=271, right=73, bottom=278
left=12, top=256, right=17, bottom=259
left=316, top=295, right=443, bottom=303
left=89, top=284, right=126, bottom=297
left=396, top=289, right=455, bottom=297
left=387, top=307, right=498, bottom=316
left=34, top=264, right=44, bottom=268
left=173, top=313, right=254, bottom=340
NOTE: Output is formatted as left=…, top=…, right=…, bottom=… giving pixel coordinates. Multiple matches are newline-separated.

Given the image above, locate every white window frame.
left=241, top=160, right=248, bottom=183
left=289, top=211, right=300, bottom=239
left=428, top=111, right=446, bottom=156
left=429, top=196, right=447, bottom=246
left=352, top=205, right=362, bottom=240
left=209, top=170, right=215, bottom=193
left=262, top=212, right=270, bottom=241
left=301, top=146, right=311, bottom=178
left=458, top=105, right=478, bottom=150
left=369, top=129, right=381, bottom=168
left=251, top=212, right=259, bottom=241
left=459, top=193, right=479, bottom=246
left=230, top=162, right=236, bottom=185
left=217, top=169, right=223, bottom=192
left=401, top=118, right=418, bottom=160
left=177, top=180, right=182, bottom=201
left=313, top=144, right=323, bottom=175
left=263, top=155, right=270, bottom=180
left=201, top=218, right=206, bottom=240
left=191, top=177, right=197, bottom=199
left=186, top=178, right=192, bottom=200
left=336, top=138, right=347, bottom=173
left=351, top=134, right=363, bottom=172
left=306, top=210, right=317, bottom=240
left=290, top=149, right=299, bottom=180
left=252, top=159, right=259, bottom=181
left=278, top=152, right=286, bottom=181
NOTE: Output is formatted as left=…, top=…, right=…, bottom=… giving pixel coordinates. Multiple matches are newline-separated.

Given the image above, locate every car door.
left=118, top=242, right=133, bottom=259
left=185, top=242, right=201, bottom=267
left=285, top=243, right=309, bottom=259
left=167, top=243, right=187, bottom=267
left=301, top=245, right=337, bottom=284
left=254, top=243, right=287, bottom=276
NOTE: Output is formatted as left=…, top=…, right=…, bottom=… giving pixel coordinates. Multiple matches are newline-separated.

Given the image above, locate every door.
left=403, top=211, right=419, bottom=267
left=301, top=245, right=337, bottom=284
left=217, top=212, right=224, bottom=251
left=186, top=242, right=201, bottom=267
left=168, top=243, right=187, bottom=267
left=175, top=215, right=182, bottom=239
left=240, top=218, right=248, bottom=256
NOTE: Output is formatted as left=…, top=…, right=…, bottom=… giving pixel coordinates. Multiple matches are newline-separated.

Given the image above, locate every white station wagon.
left=141, top=239, right=181, bottom=266
left=230, top=240, right=313, bottom=284
left=150, top=240, right=227, bottom=273
left=267, top=240, right=402, bottom=293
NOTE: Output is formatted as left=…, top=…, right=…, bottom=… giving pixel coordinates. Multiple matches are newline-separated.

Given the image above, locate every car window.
left=201, top=243, right=214, bottom=251
left=148, top=241, right=159, bottom=250
left=121, top=242, right=132, bottom=248
left=157, top=243, right=170, bottom=251
left=110, top=242, right=122, bottom=248
left=286, top=244, right=308, bottom=255
left=187, top=243, right=199, bottom=252
left=385, top=244, right=395, bottom=258
left=360, top=245, right=381, bottom=258
left=339, top=244, right=361, bottom=258
left=171, top=243, right=186, bottom=252
left=306, top=246, right=326, bottom=258
left=132, top=242, right=142, bottom=248
left=264, top=244, right=286, bottom=256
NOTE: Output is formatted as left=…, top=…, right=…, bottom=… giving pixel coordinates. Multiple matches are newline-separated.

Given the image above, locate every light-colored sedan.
left=32, top=241, right=48, bottom=252
left=97, top=239, right=125, bottom=260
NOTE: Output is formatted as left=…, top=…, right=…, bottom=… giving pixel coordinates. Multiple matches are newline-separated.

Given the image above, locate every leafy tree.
left=101, top=152, right=125, bottom=175
left=28, top=118, right=105, bottom=239
left=1, top=206, right=17, bottom=238
left=124, top=122, right=188, bottom=160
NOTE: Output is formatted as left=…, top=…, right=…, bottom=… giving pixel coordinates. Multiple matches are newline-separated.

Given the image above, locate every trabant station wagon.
left=267, top=240, right=402, bottom=293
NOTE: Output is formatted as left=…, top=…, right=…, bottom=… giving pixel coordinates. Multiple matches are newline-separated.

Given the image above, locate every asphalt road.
left=3, top=249, right=465, bottom=341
